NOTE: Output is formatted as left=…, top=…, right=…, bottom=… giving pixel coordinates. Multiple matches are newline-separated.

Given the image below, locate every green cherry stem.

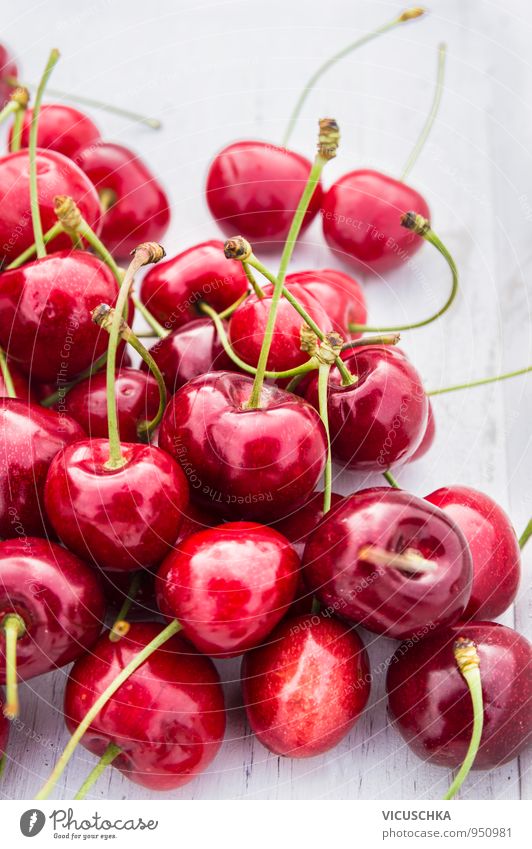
left=383, top=470, right=400, bottom=488
left=426, top=365, right=532, bottom=396
left=349, top=213, right=458, bottom=334
left=400, top=42, right=447, bottom=182
left=444, top=638, right=484, bottom=800
left=0, top=350, right=16, bottom=398
left=216, top=290, right=250, bottom=321
left=109, top=573, right=144, bottom=643
left=2, top=614, right=26, bottom=720
left=518, top=519, right=532, bottom=551
left=242, top=262, right=264, bottom=299
left=318, top=363, right=332, bottom=513
left=29, top=50, right=60, bottom=260
left=282, top=7, right=426, bottom=147
left=74, top=743, right=122, bottom=800
left=5, top=222, right=63, bottom=270
left=342, top=333, right=401, bottom=352
left=40, top=352, right=108, bottom=408
left=35, top=619, right=182, bottom=800
left=0, top=87, right=29, bottom=145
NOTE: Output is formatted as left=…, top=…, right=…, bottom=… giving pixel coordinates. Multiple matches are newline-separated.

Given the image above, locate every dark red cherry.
left=75, top=141, right=170, bottom=259
left=64, top=622, right=226, bottom=790
left=9, top=104, right=100, bottom=160
left=272, top=490, right=344, bottom=558
left=44, top=439, right=189, bottom=573
left=140, top=240, right=248, bottom=330
left=303, top=487, right=473, bottom=639
left=303, top=345, right=428, bottom=471
left=205, top=141, right=324, bottom=245
left=0, top=251, right=118, bottom=383
left=156, top=522, right=299, bottom=656
left=322, top=170, right=430, bottom=273
left=425, top=486, right=520, bottom=620
left=387, top=621, right=532, bottom=770
left=409, top=398, right=435, bottom=462
left=0, top=398, right=84, bottom=539
left=159, top=371, right=327, bottom=521
left=242, top=614, right=370, bottom=757
left=60, top=367, right=160, bottom=442
left=286, top=268, right=367, bottom=338
left=0, top=149, right=102, bottom=265
left=0, top=537, right=104, bottom=681
left=0, top=44, right=17, bottom=107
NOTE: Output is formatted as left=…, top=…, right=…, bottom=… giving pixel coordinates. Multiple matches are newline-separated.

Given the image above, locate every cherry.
left=75, top=141, right=170, bottom=259
left=242, top=614, right=370, bottom=757
left=303, top=487, right=473, bottom=639
left=0, top=398, right=84, bottom=539
left=425, top=486, right=521, bottom=620
left=156, top=522, right=299, bottom=656
left=0, top=149, right=102, bottom=265
left=272, top=490, right=344, bottom=558
left=409, top=398, right=435, bottom=462
left=286, top=268, right=367, bottom=338
left=140, top=240, right=249, bottom=330
left=302, top=345, right=428, bottom=471
left=386, top=622, right=532, bottom=774
left=63, top=622, right=226, bottom=791
left=159, top=371, right=327, bottom=521
left=9, top=104, right=100, bottom=160
left=59, top=367, right=160, bottom=442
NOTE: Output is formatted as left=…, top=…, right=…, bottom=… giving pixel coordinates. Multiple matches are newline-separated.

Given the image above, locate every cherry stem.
left=359, top=545, right=436, bottom=573
left=0, top=350, right=16, bottom=398
left=444, top=638, right=484, bottom=800
left=5, top=222, right=63, bottom=270
left=35, top=619, right=182, bottom=800
left=109, top=573, right=144, bottom=643
left=400, top=43, right=447, bottom=182
left=1, top=614, right=26, bottom=720
left=342, top=333, right=401, bottom=352
left=29, top=50, right=60, bottom=260
left=216, top=290, right=250, bottom=321
left=74, top=742, right=122, bottom=800
left=9, top=89, right=30, bottom=153
left=0, top=100, right=18, bottom=125
left=0, top=752, right=6, bottom=777
left=349, top=213, right=458, bottom=334
left=383, top=470, right=400, bottom=488
left=518, top=518, right=532, bottom=550
left=318, top=363, right=332, bottom=513
left=243, top=263, right=264, bottom=299
left=41, top=351, right=107, bottom=408
left=426, top=365, right=532, bottom=396
left=282, top=7, right=426, bottom=147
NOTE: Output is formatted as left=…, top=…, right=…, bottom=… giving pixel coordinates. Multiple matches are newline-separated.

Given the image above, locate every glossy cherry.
left=205, top=141, right=324, bottom=245
left=0, top=537, right=104, bottom=681
left=64, top=622, right=226, bottom=790
left=303, top=345, right=428, bottom=471
left=286, top=268, right=367, bottom=338
left=140, top=240, right=249, bottom=330
left=303, top=488, right=473, bottom=639
left=0, top=149, right=102, bottom=265
left=321, top=170, right=431, bottom=273
left=273, top=490, right=344, bottom=558
left=159, top=371, right=327, bottom=521
left=387, top=621, right=532, bottom=770
left=156, top=522, right=299, bottom=656
left=44, top=439, right=189, bottom=573
left=75, top=141, right=170, bottom=259
left=242, top=614, right=370, bottom=757
left=9, top=104, right=100, bottom=160
left=0, top=398, right=84, bottom=539
left=409, top=398, right=435, bottom=462
left=425, top=486, right=520, bottom=620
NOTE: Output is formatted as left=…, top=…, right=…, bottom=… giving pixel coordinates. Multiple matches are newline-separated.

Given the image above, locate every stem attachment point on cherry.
left=2, top=614, right=26, bottom=720
left=359, top=545, right=436, bottom=573
left=444, top=637, right=484, bottom=800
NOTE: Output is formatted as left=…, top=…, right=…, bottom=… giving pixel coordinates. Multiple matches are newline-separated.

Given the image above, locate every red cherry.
left=387, top=621, right=532, bottom=770
left=409, top=398, right=435, bottom=462
left=272, top=490, right=344, bottom=558
left=0, top=398, right=84, bottom=539
left=242, top=614, right=370, bottom=756
left=140, top=240, right=248, bottom=330
left=205, top=141, right=324, bottom=244
left=0, top=537, right=104, bottom=681
left=75, top=141, right=170, bottom=259
left=156, top=522, right=299, bottom=656
left=286, top=268, right=367, bottom=337
left=0, top=251, right=118, bottom=383
left=44, top=439, right=189, bottom=573
left=425, top=486, right=521, bottom=620
left=0, top=44, right=17, bottom=107
left=0, top=149, right=102, bottom=265
left=322, top=170, right=430, bottom=273
left=303, top=487, right=472, bottom=639
left=159, top=371, right=327, bottom=521
left=9, top=104, right=100, bottom=160
left=64, top=622, right=226, bottom=790
left=303, top=345, right=428, bottom=471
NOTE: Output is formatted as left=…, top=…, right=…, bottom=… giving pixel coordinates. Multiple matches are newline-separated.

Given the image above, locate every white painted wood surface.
left=1, top=0, right=530, bottom=800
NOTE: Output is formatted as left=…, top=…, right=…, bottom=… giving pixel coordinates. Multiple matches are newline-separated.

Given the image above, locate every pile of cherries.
left=0, top=15, right=531, bottom=803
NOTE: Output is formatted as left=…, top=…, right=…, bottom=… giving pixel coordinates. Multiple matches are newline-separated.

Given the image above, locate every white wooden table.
left=1, top=0, right=530, bottom=801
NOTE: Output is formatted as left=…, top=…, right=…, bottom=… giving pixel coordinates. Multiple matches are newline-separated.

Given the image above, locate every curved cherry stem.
left=41, top=351, right=108, bottom=408
left=0, top=350, right=16, bottom=398
left=426, top=365, right=532, bottom=396
left=342, top=333, right=401, bottom=352
left=282, top=7, right=426, bottom=147
left=216, top=290, right=250, bottom=321
left=74, top=742, right=122, bottom=800
left=35, top=619, right=182, bottom=800
left=349, top=213, right=458, bottom=334
left=109, top=573, right=144, bottom=643
left=518, top=518, right=532, bottom=550
left=400, top=42, right=447, bottom=182
left=0, top=100, right=18, bottom=125
left=242, top=263, right=264, bottom=299
left=29, top=50, right=60, bottom=259
left=5, top=222, right=63, bottom=270
left=318, top=364, right=332, bottom=513
left=2, top=614, right=26, bottom=720
left=10, top=105, right=26, bottom=153
left=444, top=638, right=484, bottom=800
left=383, top=470, right=400, bottom=488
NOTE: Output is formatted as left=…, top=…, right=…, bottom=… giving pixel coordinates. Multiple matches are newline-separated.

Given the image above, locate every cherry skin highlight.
left=9, top=104, right=101, bottom=160
left=242, top=614, right=370, bottom=757
left=64, top=622, right=226, bottom=790
left=156, top=522, right=299, bottom=657
left=205, top=141, right=324, bottom=245
left=286, top=268, right=367, bottom=338
left=386, top=621, right=532, bottom=769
